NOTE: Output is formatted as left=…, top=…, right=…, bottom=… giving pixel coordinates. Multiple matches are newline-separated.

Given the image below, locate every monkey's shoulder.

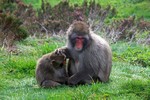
left=91, top=34, right=110, bottom=48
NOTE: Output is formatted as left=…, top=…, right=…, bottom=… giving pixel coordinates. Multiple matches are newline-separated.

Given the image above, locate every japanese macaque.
left=56, top=21, right=112, bottom=85
left=35, top=51, right=68, bottom=88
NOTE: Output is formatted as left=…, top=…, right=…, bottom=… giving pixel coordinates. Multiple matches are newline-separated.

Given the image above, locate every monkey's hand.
left=55, top=48, right=66, bottom=58
left=68, top=75, right=78, bottom=86
left=68, top=68, right=94, bottom=86
left=55, top=47, right=71, bottom=58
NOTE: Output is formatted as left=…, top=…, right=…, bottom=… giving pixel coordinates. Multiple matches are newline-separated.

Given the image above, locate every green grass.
left=96, top=0, right=150, bottom=19
left=112, top=41, right=150, bottom=67
left=0, top=36, right=150, bottom=99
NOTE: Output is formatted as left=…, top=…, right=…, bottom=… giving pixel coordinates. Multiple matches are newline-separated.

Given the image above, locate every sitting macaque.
left=56, top=21, right=112, bottom=85
left=35, top=51, right=68, bottom=88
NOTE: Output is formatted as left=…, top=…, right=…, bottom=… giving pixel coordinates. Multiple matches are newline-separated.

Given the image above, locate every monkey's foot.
left=41, top=80, right=61, bottom=88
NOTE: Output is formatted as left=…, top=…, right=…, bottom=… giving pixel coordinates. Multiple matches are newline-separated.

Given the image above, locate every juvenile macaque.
left=35, top=52, right=68, bottom=88
left=57, top=21, right=112, bottom=85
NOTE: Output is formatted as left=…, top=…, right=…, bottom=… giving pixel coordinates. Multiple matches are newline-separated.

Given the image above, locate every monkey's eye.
left=70, top=32, right=78, bottom=37
left=76, top=36, right=83, bottom=39
left=51, top=61, right=59, bottom=66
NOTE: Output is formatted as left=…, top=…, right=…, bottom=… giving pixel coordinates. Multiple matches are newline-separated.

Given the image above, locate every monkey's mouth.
left=75, top=47, right=82, bottom=51
left=75, top=43, right=83, bottom=51
left=75, top=39, right=83, bottom=51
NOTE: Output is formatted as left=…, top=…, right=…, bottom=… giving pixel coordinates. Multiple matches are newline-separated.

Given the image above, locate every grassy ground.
left=0, top=36, right=150, bottom=100
left=22, top=0, right=150, bottom=20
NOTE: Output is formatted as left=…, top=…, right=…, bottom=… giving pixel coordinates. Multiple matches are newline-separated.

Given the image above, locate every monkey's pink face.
left=75, top=36, right=84, bottom=51
left=69, top=32, right=91, bottom=52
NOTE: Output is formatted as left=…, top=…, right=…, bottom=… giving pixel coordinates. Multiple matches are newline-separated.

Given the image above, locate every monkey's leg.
left=68, top=68, right=94, bottom=85
left=55, top=76, right=68, bottom=84
left=98, top=69, right=109, bottom=82
left=41, top=80, right=61, bottom=88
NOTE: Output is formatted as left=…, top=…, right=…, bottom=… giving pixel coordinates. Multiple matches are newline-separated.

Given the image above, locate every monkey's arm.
left=68, top=68, right=94, bottom=85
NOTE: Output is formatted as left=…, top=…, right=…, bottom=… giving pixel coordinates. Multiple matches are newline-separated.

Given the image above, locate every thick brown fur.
left=35, top=51, right=68, bottom=88
left=57, top=21, right=112, bottom=85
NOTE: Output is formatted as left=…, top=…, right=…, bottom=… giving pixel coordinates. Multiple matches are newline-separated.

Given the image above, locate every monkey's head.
left=50, top=53, right=66, bottom=69
left=67, top=21, right=92, bottom=52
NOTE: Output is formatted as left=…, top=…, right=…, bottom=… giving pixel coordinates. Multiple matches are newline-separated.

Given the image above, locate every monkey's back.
left=35, top=53, right=68, bottom=87
left=35, top=54, right=54, bottom=86
left=83, top=33, right=112, bottom=81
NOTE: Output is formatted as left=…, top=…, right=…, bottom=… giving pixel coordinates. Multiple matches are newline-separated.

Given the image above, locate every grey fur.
left=66, top=21, right=112, bottom=85
left=35, top=52, right=68, bottom=88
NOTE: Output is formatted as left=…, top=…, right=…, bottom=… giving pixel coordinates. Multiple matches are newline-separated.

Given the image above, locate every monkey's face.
left=51, top=55, right=66, bottom=68
left=69, top=32, right=90, bottom=51
left=67, top=21, right=92, bottom=52
left=69, top=31, right=91, bottom=52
